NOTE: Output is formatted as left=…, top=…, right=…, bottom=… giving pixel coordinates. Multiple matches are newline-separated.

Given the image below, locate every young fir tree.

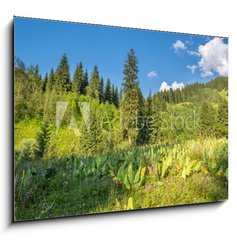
left=42, top=73, right=48, bottom=92
left=55, top=54, right=71, bottom=93
left=121, top=49, right=142, bottom=145
left=81, top=69, right=89, bottom=95
left=35, top=122, right=50, bottom=159
left=111, top=84, right=115, bottom=105
left=46, top=68, right=55, bottom=91
left=79, top=102, right=103, bottom=156
left=104, top=78, right=112, bottom=103
left=198, top=101, right=216, bottom=137
left=143, top=90, right=152, bottom=143
left=150, top=95, right=163, bottom=144
left=87, top=65, right=101, bottom=100
left=72, top=62, right=84, bottom=95
left=114, top=87, right=119, bottom=108
left=215, top=100, right=228, bottom=138
left=99, top=77, right=104, bottom=103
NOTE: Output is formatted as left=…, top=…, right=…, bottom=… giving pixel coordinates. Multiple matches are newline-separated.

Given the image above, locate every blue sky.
left=14, top=17, right=228, bottom=97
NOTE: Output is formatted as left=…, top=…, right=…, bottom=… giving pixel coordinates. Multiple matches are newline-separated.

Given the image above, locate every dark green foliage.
left=79, top=101, right=104, bottom=155
left=121, top=49, right=142, bottom=145
left=55, top=54, right=71, bottom=93
left=215, top=100, right=228, bottom=138
left=42, top=73, right=48, bottom=92
left=87, top=65, right=101, bottom=100
left=72, top=62, right=84, bottom=95
left=46, top=68, right=55, bottom=91
left=198, top=102, right=216, bottom=137
left=82, top=70, right=89, bottom=95
left=99, top=77, right=104, bottom=102
left=150, top=95, right=164, bottom=143
left=104, top=78, right=112, bottom=103
left=35, top=122, right=51, bottom=159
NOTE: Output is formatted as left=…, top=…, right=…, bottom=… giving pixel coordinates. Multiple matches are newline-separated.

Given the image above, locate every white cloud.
left=198, top=37, right=228, bottom=77
left=187, top=50, right=200, bottom=57
left=147, top=70, right=157, bottom=78
left=171, top=81, right=185, bottom=90
left=172, top=40, right=186, bottom=52
left=187, top=64, right=197, bottom=74
left=159, top=82, right=171, bottom=91
left=159, top=81, right=184, bottom=92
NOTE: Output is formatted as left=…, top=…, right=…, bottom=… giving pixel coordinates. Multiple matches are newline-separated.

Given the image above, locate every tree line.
left=14, top=49, right=228, bottom=159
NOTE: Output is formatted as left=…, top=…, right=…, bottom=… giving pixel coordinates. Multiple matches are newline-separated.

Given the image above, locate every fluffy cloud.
left=187, top=50, right=200, bottom=57
left=147, top=70, right=157, bottom=78
left=172, top=40, right=186, bottom=52
left=159, top=81, right=184, bottom=92
left=198, top=37, right=228, bottom=77
left=187, top=64, right=197, bottom=74
left=171, top=81, right=185, bottom=90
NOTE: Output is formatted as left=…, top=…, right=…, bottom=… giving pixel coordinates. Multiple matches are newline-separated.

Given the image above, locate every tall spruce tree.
left=46, top=68, right=55, bottom=91
left=114, top=87, right=119, bottom=108
left=72, top=62, right=84, bottom=95
left=215, top=100, right=228, bottom=138
left=87, top=65, right=100, bottom=100
left=198, top=101, right=216, bottom=137
left=82, top=70, right=89, bottom=95
left=121, top=49, right=142, bottom=145
left=42, top=73, right=48, bottom=92
left=55, top=54, right=71, bottom=93
left=35, top=122, right=50, bottom=159
left=104, top=78, right=112, bottom=103
left=79, top=102, right=103, bottom=155
left=150, top=95, right=163, bottom=144
left=99, top=77, right=104, bottom=102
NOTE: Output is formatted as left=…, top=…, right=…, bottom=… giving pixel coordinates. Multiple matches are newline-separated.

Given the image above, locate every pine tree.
left=114, top=87, right=119, bottom=108
left=87, top=65, right=100, bottom=100
left=104, top=78, right=112, bottom=103
left=72, top=62, right=84, bottom=95
left=215, top=100, right=228, bottom=138
left=99, top=77, right=104, bottom=103
left=121, top=49, right=142, bottom=145
left=55, top=54, right=71, bottom=93
left=82, top=70, right=89, bottom=95
left=79, top=102, right=103, bottom=155
left=198, top=102, right=216, bottom=137
left=150, top=95, right=163, bottom=144
left=42, top=73, right=48, bottom=92
left=143, top=91, right=152, bottom=143
left=46, top=68, right=55, bottom=91
left=35, top=122, right=50, bottom=159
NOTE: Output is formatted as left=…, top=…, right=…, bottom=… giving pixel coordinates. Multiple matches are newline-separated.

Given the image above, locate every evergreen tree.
left=81, top=69, right=89, bottom=95
left=99, top=77, right=104, bottom=102
left=198, top=102, right=216, bottom=137
left=143, top=91, right=152, bottom=143
left=150, top=95, right=163, bottom=144
left=46, top=68, right=55, bottom=91
left=111, top=84, right=119, bottom=107
left=35, top=122, right=50, bottom=159
left=215, top=100, right=228, bottom=138
left=79, top=102, right=103, bottom=155
left=42, top=73, right=48, bottom=92
left=87, top=65, right=100, bottom=100
left=55, top=54, right=71, bottom=93
left=72, top=62, right=84, bottom=95
left=121, top=49, right=142, bottom=145
left=104, top=78, right=112, bottom=103
left=114, top=87, right=119, bottom=108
